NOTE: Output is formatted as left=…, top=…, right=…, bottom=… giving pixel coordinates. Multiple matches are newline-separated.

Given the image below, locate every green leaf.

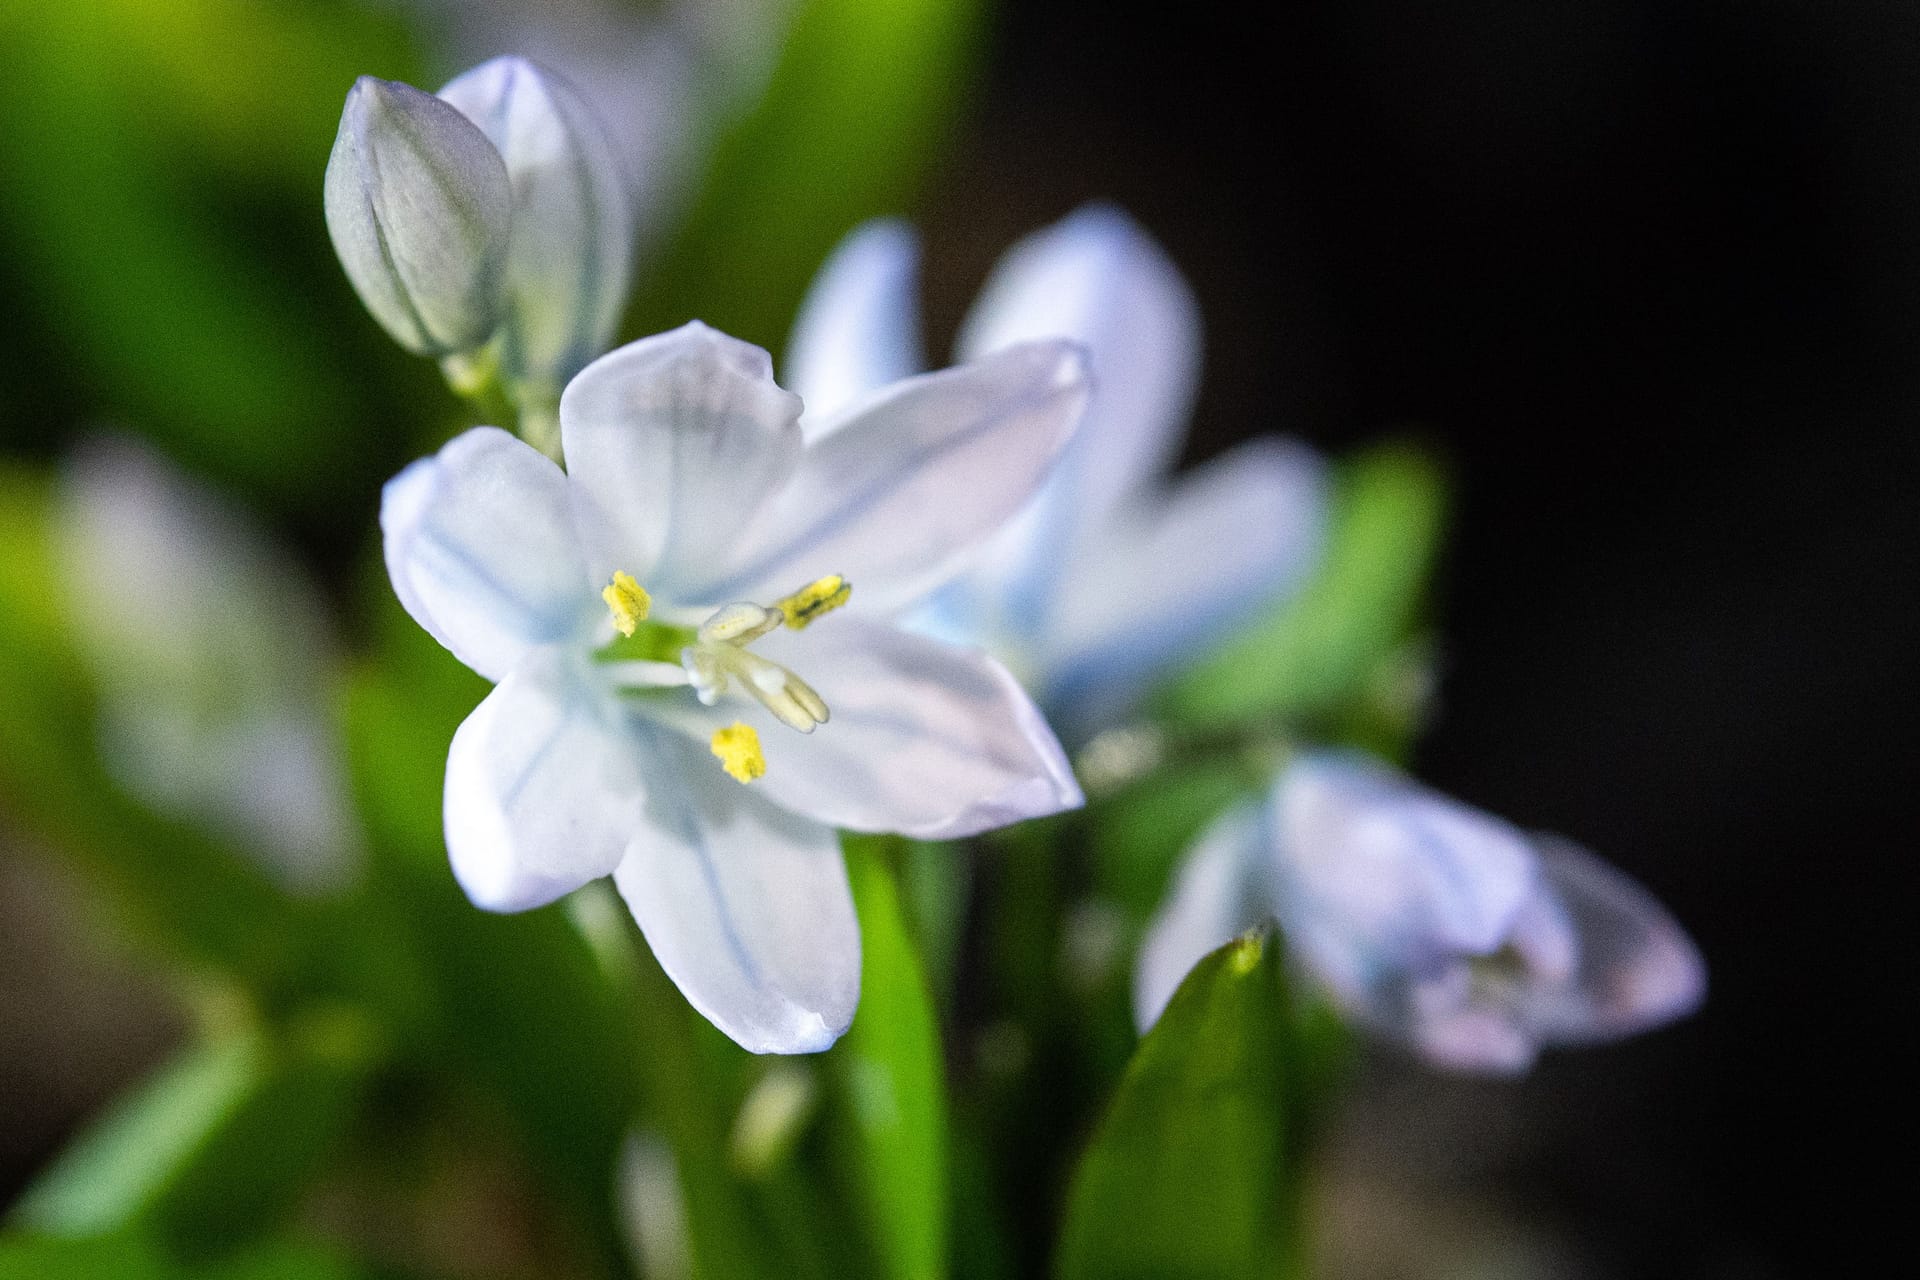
left=13, top=1011, right=381, bottom=1253
left=0, top=1235, right=373, bottom=1280
left=830, top=838, right=949, bottom=1280
left=1162, top=443, right=1448, bottom=732
left=628, top=0, right=986, bottom=350
left=1055, top=929, right=1307, bottom=1280
left=1088, top=762, right=1258, bottom=923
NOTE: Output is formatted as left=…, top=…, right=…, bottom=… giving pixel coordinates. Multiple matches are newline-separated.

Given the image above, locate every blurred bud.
left=439, top=57, right=634, bottom=406
left=727, top=1063, right=819, bottom=1179
left=620, top=1133, right=693, bottom=1280
left=324, top=76, right=512, bottom=357
left=1135, top=751, right=1705, bottom=1075
left=56, top=436, right=364, bottom=895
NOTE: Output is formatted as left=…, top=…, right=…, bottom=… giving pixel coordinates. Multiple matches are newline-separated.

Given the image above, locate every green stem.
left=439, top=344, right=543, bottom=450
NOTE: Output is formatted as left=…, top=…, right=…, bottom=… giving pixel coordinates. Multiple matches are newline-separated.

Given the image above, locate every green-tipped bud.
left=439, top=57, right=635, bottom=402
left=324, top=76, right=512, bottom=356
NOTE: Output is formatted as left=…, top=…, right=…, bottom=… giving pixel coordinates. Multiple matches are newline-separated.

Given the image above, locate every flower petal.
left=614, top=733, right=858, bottom=1054
left=1402, top=970, right=1542, bottom=1075
left=688, top=616, right=1082, bottom=839
left=439, top=57, right=634, bottom=392
left=1134, top=801, right=1270, bottom=1030
left=956, top=204, right=1200, bottom=544
left=1271, top=753, right=1537, bottom=1001
left=443, top=649, right=644, bottom=911
left=559, top=323, right=804, bottom=598
left=785, top=219, right=925, bottom=430
left=703, top=341, right=1090, bottom=613
left=1524, top=839, right=1707, bottom=1046
left=1041, top=437, right=1329, bottom=735
left=324, top=76, right=511, bottom=356
left=383, top=426, right=592, bottom=682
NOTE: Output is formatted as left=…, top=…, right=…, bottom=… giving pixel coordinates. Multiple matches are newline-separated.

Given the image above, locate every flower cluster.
left=330, top=64, right=1704, bottom=1071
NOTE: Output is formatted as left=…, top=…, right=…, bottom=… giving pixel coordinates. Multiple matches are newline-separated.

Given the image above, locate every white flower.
left=1135, top=752, right=1706, bottom=1074
left=383, top=322, right=1089, bottom=1053
left=55, top=438, right=363, bottom=895
left=326, top=58, right=634, bottom=400
left=787, top=205, right=1330, bottom=740
left=325, top=75, right=513, bottom=356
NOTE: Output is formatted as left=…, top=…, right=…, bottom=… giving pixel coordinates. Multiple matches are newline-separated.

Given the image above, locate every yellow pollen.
left=602, top=571, right=651, bottom=637
left=775, top=575, right=851, bottom=630
left=710, top=721, right=766, bottom=784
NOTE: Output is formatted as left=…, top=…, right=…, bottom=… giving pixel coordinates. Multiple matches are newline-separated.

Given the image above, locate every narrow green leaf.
left=0, top=1237, right=176, bottom=1280
left=628, top=0, right=985, bottom=350
left=832, top=838, right=949, bottom=1280
left=1162, top=443, right=1448, bottom=731
left=0, top=1235, right=372, bottom=1280
left=13, top=1010, right=380, bottom=1252
left=1055, top=929, right=1302, bottom=1280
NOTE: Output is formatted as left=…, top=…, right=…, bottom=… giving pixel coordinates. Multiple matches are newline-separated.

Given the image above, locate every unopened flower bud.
left=324, top=76, right=512, bottom=356
left=438, top=57, right=634, bottom=403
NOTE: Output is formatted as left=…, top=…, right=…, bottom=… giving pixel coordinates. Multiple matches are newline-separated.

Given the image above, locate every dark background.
left=924, top=1, right=1917, bottom=1275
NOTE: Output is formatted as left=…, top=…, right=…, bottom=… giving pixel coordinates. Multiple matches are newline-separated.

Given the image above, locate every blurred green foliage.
left=629, top=0, right=985, bottom=350
left=0, top=1235, right=374, bottom=1280
left=1163, top=443, right=1449, bottom=736
left=14, top=1013, right=381, bottom=1252
left=0, top=0, right=430, bottom=511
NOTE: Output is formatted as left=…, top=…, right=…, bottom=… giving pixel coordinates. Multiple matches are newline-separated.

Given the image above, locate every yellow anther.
left=602, top=571, right=651, bottom=638
left=710, top=721, right=766, bottom=784
left=775, top=575, right=851, bottom=630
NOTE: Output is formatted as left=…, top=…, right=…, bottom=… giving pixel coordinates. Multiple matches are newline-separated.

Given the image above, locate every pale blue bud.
left=324, top=76, right=512, bottom=356
left=438, top=57, right=634, bottom=401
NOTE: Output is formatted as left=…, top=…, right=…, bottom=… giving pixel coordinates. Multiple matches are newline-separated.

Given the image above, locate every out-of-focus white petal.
left=444, top=648, right=644, bottom=911
left=669, top=616, right=1081, bottom=839
left=439, top=57, right=634, bottom=392
left=1134, top=801, right=1269, bottom=1030
left=703, top=341, right=1090, bottom=613
left=384, top=427, right=593, bottom=682
left=1404, top=974, right=1542, bottom=1075
left=324, top=76, right=511, bottom=356
left=785, top=220, right=924, bottom=429
left=559, top=323, right=803, bottom=597
left=1273, top=753, right=1537, bottom=1003
left=1042, top=438, right=1330, bottom=736
left=1525, top=839, right=1707, bottom=1045
left=614, top=733, right=857, bottom=1054
left=57, top=437, right=362, bottom=893
left=956, top=204, right=1200, bottom=542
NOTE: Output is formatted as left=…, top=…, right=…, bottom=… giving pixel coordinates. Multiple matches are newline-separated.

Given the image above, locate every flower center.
left=600, top=573, right=852, bottom=784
